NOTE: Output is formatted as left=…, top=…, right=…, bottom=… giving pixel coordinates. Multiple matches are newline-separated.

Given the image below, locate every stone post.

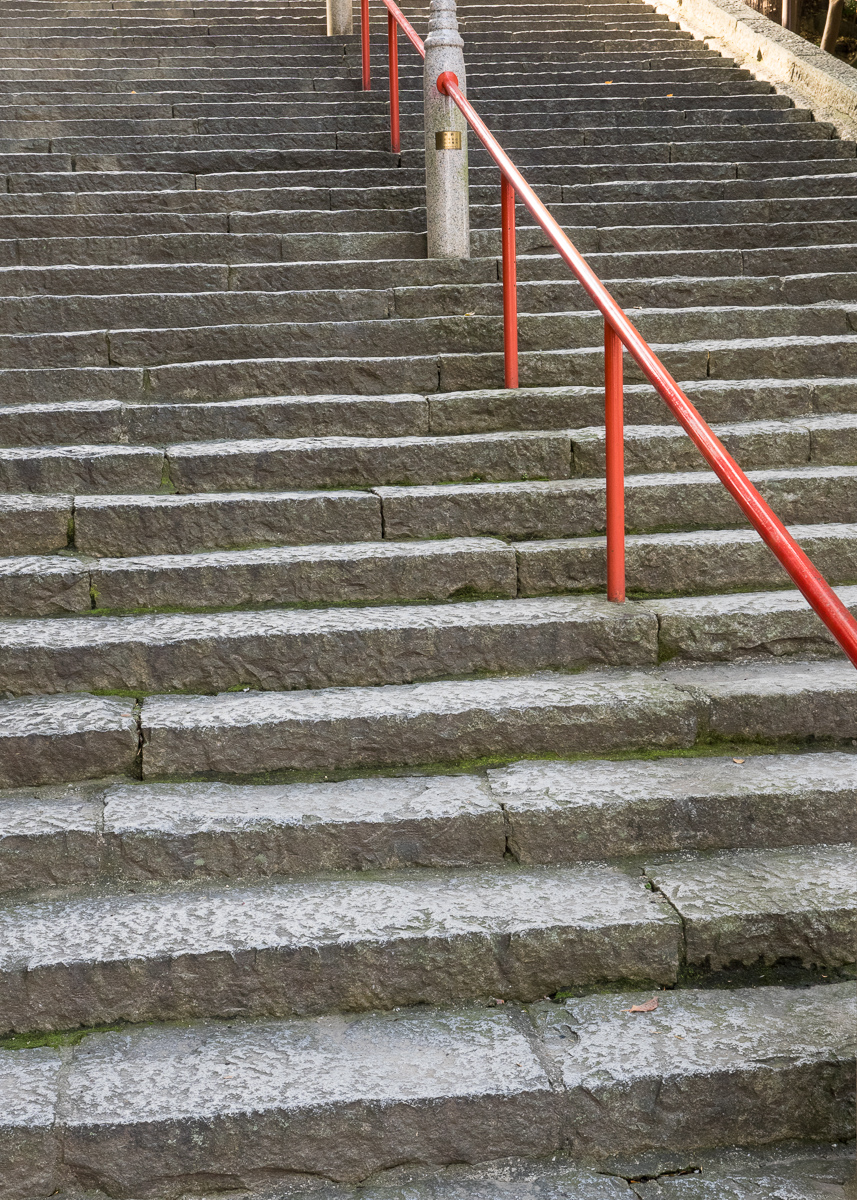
left=423, top=0, right=469, bottom=258
left=326, top=0, right=353, bottom=37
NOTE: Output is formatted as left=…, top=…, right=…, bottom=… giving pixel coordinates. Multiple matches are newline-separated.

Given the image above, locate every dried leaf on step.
left=625, top=997, right=659, bottom=1013
left=733, top=758, right=746, bottom=764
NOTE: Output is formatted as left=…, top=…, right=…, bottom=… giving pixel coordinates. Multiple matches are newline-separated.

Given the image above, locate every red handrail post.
left=604, top=320, right=626, bottom=603
left=501, top=173, right=518, bottom=389
left=387, top=10, right=400, bottom=152
left=361, top=0, right=370, bottom=89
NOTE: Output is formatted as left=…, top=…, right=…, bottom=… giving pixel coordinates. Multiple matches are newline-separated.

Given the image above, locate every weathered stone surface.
left=102, top=774, right=505, bottom=881
left=166, top=431, right=570, bottom=491
left=0, top=1047, right=62, bottom=1198
left=632, top=1142, right=856, bottom=1198
left=0, top=399, right=124, bottom=448
left=128, top=393, right=429, bottom=443
left=0, top=554, right=91, bottom=616
left=0, top=694, right=138, bottom=788
left=141, top=671, right=700, bottom=777
left=648, top=843, right=856, bottom=969
left=650, top=585, right=857, bottom=661
left=0, top=597, right=658, bottom=695
left=516, top=523, right=857, bottom=597
left=0, top=493, right=70, bottom=555
left=90, top=538, right=517, bottom=611
left=490, top=752, right=857, bottom=862
left=59, top=1009, right=559, bottom=1194
left=0, top=785, right=101, bottom=894
left=534, top=982, right=855, bottom=1158
left=268, top=1157, right=638, bottom=1199
left=0, top=865, right=679, bottom=1029
left=665, top=659, right=857, bottom=739
left=0, top=443, right=163, bottom=494
left=74, top=489, right=382, bottom=557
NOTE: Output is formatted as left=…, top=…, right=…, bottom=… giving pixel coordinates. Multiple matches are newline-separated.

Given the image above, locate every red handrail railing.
left=362, top=3, right=857, bottom=668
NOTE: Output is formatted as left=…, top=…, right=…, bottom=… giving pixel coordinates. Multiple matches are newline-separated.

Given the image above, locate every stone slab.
left=534, top=982, right=855, bottom=1158
left=0, top=694, right=138, bottom=788
left=0, top=864, right=680, bottom=1029
left=141, top=671, right=700, bottom=777
left=0, top=597, right=658, bottom=695
left=0, top=554, right=91, bottom=617
left=648, top=843, right=856, bottom=969
left=489, top=752, right=857, bottom=862
left=0, top=785, right=102, bottom=894
left=515, top=524, right=857, bottom=597
left=58, top=1009, right=559, bottom=1193
left=74, top=489, right=382, bottom=557
left=0, top=1046, right=62, bottom=1198
left=90, top=538, right=518, bottom=612
left=0, top=494, right=70, bottom=556
left=650, top=585, right=857, bottom=661
left=665, top=659, right=857, bottom=740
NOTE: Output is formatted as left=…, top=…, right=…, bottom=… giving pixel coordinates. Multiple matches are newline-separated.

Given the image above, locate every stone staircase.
left=0, top=0, right=855, bottom=1196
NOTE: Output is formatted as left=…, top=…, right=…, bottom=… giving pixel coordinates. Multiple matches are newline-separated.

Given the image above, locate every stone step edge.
left=0, top=844, right=853, bottom=1035
left=2, top=749, right=855, bottom=891
left=1, top=657, right=856, bottom=788
left=0, top=982, right=851, bottom=1196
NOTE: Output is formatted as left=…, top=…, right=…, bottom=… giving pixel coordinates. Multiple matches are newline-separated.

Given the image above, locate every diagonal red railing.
left=360, top=3, right=857, bottom=668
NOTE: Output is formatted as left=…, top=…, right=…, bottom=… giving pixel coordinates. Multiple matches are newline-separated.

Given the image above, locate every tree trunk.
left=821, top=0, right=844, bottom=51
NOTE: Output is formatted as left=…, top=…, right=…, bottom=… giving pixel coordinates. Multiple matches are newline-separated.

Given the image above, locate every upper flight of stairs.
left=0, top=0, right=854, bottom=1197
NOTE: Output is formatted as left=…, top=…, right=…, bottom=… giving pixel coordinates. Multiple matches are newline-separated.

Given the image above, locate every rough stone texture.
left=490, top=753, right=857, bottom=862
left=59, top=1009, right=559, bottom=1195
left=534, top=982, right=856, bottom=1159
left=0, top=597, right=658, bottom=695
left=0, top=785, right=101, bottom=894
left=165, top=432, right=569, bottom=491
left=101, top=774, right=505, bottom=881
left=128, top=394, right=429, bottom=443
left=0, top=444, right=163, bottom=494
left=632, top=1142, right=856, bottom=1198
left=0, top=494, right=71, bottom=555
left=0, top=555, right=91, bottom=617
left=277, top=1157, right=638, bottom=1199
left=516, top=523, right=857, bottom=597
left=665, top=659, right=857, bottom=739
left=654, top=0, right=857, bottom=139
left=141, top=671, right=700, bottom=777
left=0, top=1047, right=62, bottom=1199
left=74, top=489, right=382, bottom=557
left=0, top=693, right=138, bottom=788
left=650, top=585, right=857, bottom=661
left=90, top=538, right=517, bottom=611
left=0, top=865, right=679, bottom=1030
left=648, top=843, right=856, bottom=969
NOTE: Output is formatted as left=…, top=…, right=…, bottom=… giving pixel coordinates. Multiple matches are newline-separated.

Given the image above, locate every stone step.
left=0, top=256, right=493, bottom=297
left=517, top=521, right=857, bottom=597
left=374, top=465, right=857, bottom=540
left=2, top=750, right=853, bottom=891
left=1, top=984, right=851, bottom=1195
left=0, top=861, right=683, bottom=1029
left=3, top=585, right=856, bottom=694
left=3, top=656, right=856, bottom=787
left=2, top=844, right=854, bottom=1033
left=133, top=658, right=857, bottom=779
left=2, top=535, right=518, bottom=617
left=6, top=304, right=857, bottom=374
left=10, top=327, right=857, bottom=402
left=0, top=430, right=572, bottom=492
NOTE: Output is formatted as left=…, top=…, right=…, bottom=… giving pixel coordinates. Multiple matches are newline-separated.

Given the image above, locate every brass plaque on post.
left=435, top=130, right=462, bottom=150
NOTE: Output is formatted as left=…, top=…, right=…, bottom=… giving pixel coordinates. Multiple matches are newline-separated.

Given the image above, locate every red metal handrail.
left=363, top=3, right=857, bottom=667
left=438, top=67, right=857, bottom=666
